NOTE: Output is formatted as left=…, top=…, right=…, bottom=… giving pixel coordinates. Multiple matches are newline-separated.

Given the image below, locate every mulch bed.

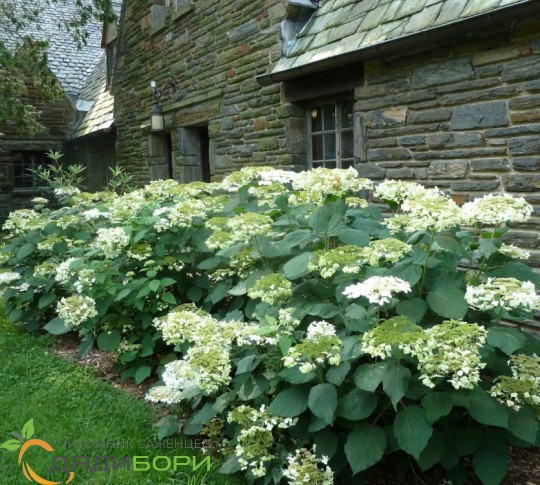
left=51, top=334, right=540, bottom=484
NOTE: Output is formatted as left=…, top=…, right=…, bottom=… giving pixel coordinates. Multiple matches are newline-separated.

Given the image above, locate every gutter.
left=257, top=0, right=540, bottom=86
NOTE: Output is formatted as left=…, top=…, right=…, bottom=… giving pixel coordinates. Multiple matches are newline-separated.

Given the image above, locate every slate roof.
left=1, top=0, right=103, bottom=96
left=270, top=0, right=538, bottom=78
left=71, top=54, right=115, bottom=139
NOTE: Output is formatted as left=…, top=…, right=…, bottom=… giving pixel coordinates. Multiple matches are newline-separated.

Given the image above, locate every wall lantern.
left=150, top=77, right=178, bottom=133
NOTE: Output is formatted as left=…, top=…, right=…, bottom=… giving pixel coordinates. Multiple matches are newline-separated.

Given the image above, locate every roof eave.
left=257, top=0, right=540, bottom=86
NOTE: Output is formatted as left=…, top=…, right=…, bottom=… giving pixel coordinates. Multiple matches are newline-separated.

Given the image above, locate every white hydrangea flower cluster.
left=82, top=208, right=108, bottom=220
left=54, top=257, right=80, bottom=285
left=248, top=184, right=286, bottom=209
left=247, top=273, right=293, bottom=305
left=490, top=354, right=540, bottom=410
left=291, top=167, right=373, bottom=205
left=461, top=193, right=533, bottom=226
left=309, top=246, right=367, bottom=278
left=283, top=321, right=342, bottom=373
left=258, top=169, right=299, bottom=186
left=498, top=244, right=530, bottom=260
left=92, top=227, right=130, bottom=259
left=227, top=405, right=297, bottom=478
left=385, top=195, right=462, bottom=234
left=221, top=166, right=276, bottom=192
left=127, top=243, right=153, bottom=261
left=465, top=277, right=540, bottom=313
left=54, top=186, right=81, bottom=198
left=107, top=191, right=146, bottom=224
left=282, top=448, right=333, bottom=485
left=365, top=238, right=413, bottom=267
left=31, top=197, right=49, bottom=205
left=277, top=307, right=302, bottom=335
left=206, top=212, right=273, bottom=250
left=56, top=295, right=97, bottom=327
left=374, top=180, right=442, bottom=205
left=73, top=268, right=96, bottom=293
left=362, top=318, right=487, bottom=390
left=345, top=196, right=369, bottom=208
left=0, top=272, right=22, bottom=285
left=343, top=276, right=411, bottom=305
left=3, top=209, right=46, bottom=236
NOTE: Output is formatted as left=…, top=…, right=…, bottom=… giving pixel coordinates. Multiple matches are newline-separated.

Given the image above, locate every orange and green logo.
left=1, top=419, right=75, bottom=485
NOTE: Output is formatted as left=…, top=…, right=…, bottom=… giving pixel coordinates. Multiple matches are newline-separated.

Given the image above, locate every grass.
left=0, top=318, right=242, bottom=484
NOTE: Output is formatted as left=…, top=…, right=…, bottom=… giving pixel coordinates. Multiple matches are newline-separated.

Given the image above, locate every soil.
left=51, top=334, right=540, bottom=485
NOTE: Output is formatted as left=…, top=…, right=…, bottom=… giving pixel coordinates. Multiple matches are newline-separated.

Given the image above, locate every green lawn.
left=0, top=318, right=241, bottom=485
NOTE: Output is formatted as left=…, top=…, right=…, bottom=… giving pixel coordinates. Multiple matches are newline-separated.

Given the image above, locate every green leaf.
left=416, top=430, right=446, bottom=472
left=336, top=388, right=377, bottom=421
left=38, top=293, right=57, bottom=310
left=235, top=355, right=261, bottom=374
left=486, top=327, right=527, bottom=356
left=393, top=405, right=433, bottom=459
left=77, top=335, right=94, bottom=359
left=22, top=419, right=34, bottom=439
left=1, top=439, right=21, bottom=451
left=336, top=228, right=369, bottom=246
left=209, top=281, right=231, bottom=304
left=149, top=280, right=161, bottom=292
left=354, top=362, right=387, bottom=392
left=469, top=392, right=508, bottom=428
left=44, top=318, right=73, bottom=335
left=421, top=392, right=452, bottom=424
left=304, top=303, right=340, bottom=318
left=478, top=238, right=500, bottom=259
left=135, top=365, right=152, bottom=385
left=161, top=292, right=177, bottom=305
left=187, top=287, right=203, bottom=302
left=16, top=242, right=36, bottom=261
left=507, top=406, right=538, bottom=445
left=308, top=384, right=337, bottom=425
left=473, top=447, right=508, bottom=485
left=313, top=430, right=339, bottom=459
left=283, top=252, right=312, bottom=280
left=345, top=423, right=387, bottom=475
left=115, top=288, right=132, bottom=301
left=183, top=403, right=217, bottom=435
left=426, top=288, right=468, bottom=319
left=157, top=416, right=178, bottom=441
left=97, top=330, right=121, bottom=352
left=326, top=361, right=351, bottom=386
left=396, top=298, right=428, bottom=323
left=219, top=454, right=241, bottom=474
left=161, top=278, right=176, bottom=287
left=393, top=263, right=423, bottom=286
left=268, top=388, right=308, bottom=417
left=279, top=366, right=315, bottom=384
left=383, top=364, right=411, bottom=409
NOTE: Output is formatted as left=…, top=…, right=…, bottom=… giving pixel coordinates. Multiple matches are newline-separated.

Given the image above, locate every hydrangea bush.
left=1, top=167, right=540, bottom=484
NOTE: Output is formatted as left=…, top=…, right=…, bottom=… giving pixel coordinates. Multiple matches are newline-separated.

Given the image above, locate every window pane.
left=312, top=134, right=323, bottom=161
left=324, top=133, right=336, bottom=160
left=312, top=161, right=323, bottom=168
left=341, top=160, right=354, bottom=169
left=325, top=161, right=336, bottom=169
left=341, top=101, right=354, bottom=129
left=323, top=105, right=335, bottom=131
left=311, top=106, right=322, bottom=132
left=341, top=130, right=354, bottom=160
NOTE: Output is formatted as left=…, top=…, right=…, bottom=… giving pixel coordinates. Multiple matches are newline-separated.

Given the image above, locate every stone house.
left=0, top=0, right=121, bottom=217
left=113, top=0, right=540, bottom=264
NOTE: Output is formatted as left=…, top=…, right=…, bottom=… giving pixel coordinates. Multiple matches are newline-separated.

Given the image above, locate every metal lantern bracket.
left=150, top=75, right=178, bottom=133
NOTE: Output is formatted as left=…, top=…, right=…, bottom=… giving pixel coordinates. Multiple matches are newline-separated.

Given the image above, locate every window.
left=12, top=151, right=48, bottom=189
left=308, top=100, right=354, bottom=169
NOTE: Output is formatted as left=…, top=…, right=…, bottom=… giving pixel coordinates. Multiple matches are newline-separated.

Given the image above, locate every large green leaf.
left=354, top=362, right=387, bottom=392
left=416, top=430, right=446, bottom=472
left=396, top=298, right=428, bottom=323
left=336, top=388, right=377, bottom=421
left=486, top=327, right=527, bottom=356
left=308, top=383, right=337, bottom=425
left=77, top=335, right=94, bottom=359
left=469, top=392, right=508, bottom=428
left=268, top=388, right=308, bottom=417
left=97, top=330, right=121, bottom=352
left=507, top=406, right=538, bottom=445
left=135, top=365, right=152, bottom=385
left=473, top=446, right=508, bottom=485
left=38, top=293, right=57, bottom=310
left=393, top=264, right=423, bottom=286
left=16, top=242, right=36, bottom=261
left=183, top=403, right=217, bottom=435
left=157, top=416, right=178, bottom=441
left=283, top=252, right=312, bottom=280
left=345, top=423, right=387, bottom=475
left=325, top=361, right=351, bottom=386
left=336, top=228, right=369, bottom=246
left=383, top=364, right=411, bottom=409
left=44, top=318, right=73, bottom=335
left=393, top=405, right=433, bottom=459
left=313, top=430, right=339, bottom=459
left=421, top=392, right=452, bottom=424
left=426, top=288, right=468, bottom=319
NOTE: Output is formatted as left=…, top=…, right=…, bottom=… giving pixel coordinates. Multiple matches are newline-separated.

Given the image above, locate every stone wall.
left=113, top=0, right=301, bottom=185
left=354, top=25, right=540, bottom=266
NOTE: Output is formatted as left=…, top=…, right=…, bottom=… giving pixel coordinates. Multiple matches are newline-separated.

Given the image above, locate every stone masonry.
left=354, top=25, right=540, bottom=266
left=113, top=0, right=301, bottom=185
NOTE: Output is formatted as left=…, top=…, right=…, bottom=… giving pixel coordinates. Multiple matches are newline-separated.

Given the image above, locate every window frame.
left=12, top=151, right=49, bottom=190
left=307, top=99, right=355, bottom=169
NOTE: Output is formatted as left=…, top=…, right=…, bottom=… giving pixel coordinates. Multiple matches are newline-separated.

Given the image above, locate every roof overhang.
left=257, top=0, right=540, bottom=86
